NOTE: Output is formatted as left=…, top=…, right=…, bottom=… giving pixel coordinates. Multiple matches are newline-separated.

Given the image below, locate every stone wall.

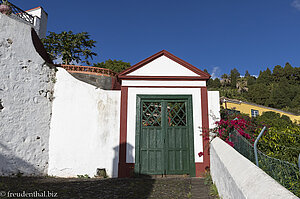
left=70, top=73, right=113, bottom=90
left=0, top=13, right=55, bottom=176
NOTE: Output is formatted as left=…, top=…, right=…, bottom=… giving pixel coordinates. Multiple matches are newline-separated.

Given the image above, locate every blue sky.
left=9, top=0, right=300, bottom=78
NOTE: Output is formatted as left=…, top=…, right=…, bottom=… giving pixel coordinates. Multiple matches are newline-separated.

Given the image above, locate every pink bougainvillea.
left=214, top=114, right=260, bottom=147
left=197, top=112, right=264, bottom=158
left=198, top=152, right=204, bottom=157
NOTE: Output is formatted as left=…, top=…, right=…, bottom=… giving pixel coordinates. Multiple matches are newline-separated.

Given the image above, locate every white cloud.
left=291, top=0, right=300, bottom=10
left=211, top=66, right=221, bottom=79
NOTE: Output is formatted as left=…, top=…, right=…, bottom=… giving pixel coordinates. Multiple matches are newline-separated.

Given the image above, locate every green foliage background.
left=42, top=31, right=97, bottom=65
left=208, top=63, right=300, bottom=115
left=219, top=110, right=300, bottom=196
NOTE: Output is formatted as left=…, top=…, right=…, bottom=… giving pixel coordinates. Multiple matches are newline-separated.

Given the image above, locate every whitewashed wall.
left=0, top=13, right=55, bottom=175
left=129, top=55, right=199, bottom=76
left=26, top=7, right=48, bottom=38
left=210, top=138, right=297, bottom=199
left=48, top=68, right=121, bottom=178
left=208, top=91, right=220, bottom=129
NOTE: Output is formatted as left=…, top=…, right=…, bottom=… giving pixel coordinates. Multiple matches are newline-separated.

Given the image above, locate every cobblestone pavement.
left=0, top=177, right=215, bottom=199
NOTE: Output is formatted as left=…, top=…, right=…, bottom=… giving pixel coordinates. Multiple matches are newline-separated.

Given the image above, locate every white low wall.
left=210, top=137, right=297, bottom=199
left=48, top=68, right=121, bottom=178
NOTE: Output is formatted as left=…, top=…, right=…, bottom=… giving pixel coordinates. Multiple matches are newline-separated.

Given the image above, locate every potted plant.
left=0, top=0, right=12, bottom=15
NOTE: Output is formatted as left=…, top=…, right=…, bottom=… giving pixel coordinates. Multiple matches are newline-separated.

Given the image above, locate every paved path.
left=0, top=176, right=215, bottom=198
left=191, top=178, right=216, bottom=199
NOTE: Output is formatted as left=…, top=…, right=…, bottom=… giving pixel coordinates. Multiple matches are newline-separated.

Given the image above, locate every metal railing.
left=230, top=129, right=300, bottom=197
left=61, top=65, right=116, bottom=77
left=0, top=0, right=34, bottom=24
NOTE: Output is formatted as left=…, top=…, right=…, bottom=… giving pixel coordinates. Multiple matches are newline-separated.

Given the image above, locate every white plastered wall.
left=48, top=68, right=121, bottom=178
left=126, top=87, right=204, bottom=163
left=129, top=56, right=199, bottom=76
left=26, top=7, right=48, bottom=38
left=0, top=13, right=55, bottom=176
left=208, top=91, right=220, bottom=129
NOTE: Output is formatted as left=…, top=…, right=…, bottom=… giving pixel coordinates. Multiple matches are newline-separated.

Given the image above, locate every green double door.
left=135, top=95, right=195, bottom=176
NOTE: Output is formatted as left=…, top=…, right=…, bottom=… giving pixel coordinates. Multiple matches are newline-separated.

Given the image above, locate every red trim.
left=195, top=163, right=207, bottom=177
left=25, top=6, right=42, bottom=12
left=60, top=65, right=116, bottom=76
left=118, top=76, right=208, bottom=81
left=125, top=86, right=206, bottom=88
left=118, top=50, right=210, bottom=80
left=111, top=76, right=121, bottom=90
left=66, top=71, right=113, bottom=77
left=118, top=86, right=129, bottom=177
left=118, top=163, right=135, bottom=178
left=195, top=87, right=210, bottom=177
left=25, top=6, right=48, bottom=16
left=111, top=77, right=115, bottom=90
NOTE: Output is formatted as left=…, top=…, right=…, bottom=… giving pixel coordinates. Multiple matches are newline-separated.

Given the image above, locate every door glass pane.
left=167, top=102, right=187, bottom=126
left=142, top=102, right=162, bottom=126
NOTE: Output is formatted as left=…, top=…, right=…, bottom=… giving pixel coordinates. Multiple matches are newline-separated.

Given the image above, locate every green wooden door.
left=140, top=100, right=164, bottom=174
left=165, top=101, right=190, bottom=174
left=135, top=95, right=195, bottom=176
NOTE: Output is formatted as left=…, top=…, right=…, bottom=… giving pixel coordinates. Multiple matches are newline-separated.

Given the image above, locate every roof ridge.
left=118, top=50, right=210, bottom=80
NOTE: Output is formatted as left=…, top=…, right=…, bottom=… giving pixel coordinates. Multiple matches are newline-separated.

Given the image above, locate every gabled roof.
left=118, top=50, right=210, bottom=80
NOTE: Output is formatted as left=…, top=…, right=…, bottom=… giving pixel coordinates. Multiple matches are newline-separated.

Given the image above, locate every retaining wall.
left=70, top=73, right=113, bottom=90
left=210, top=137, right=297, bottom=199
left=48, top=68, right=121, bottom=178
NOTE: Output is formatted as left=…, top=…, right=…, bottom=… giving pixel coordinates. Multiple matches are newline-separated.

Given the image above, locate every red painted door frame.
left=118, top=86, right=210, bottom=177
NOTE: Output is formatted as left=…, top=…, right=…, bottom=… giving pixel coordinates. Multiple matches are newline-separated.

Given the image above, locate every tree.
left=230, top=68, right=240, bottom=88
left=256, top=68, right=272, bottom=85
left=207, top=78, right=214, bottom=88
left=272, top=65, right=284, bottom=82
left=266, top=79, right=292, bottom=109
left=42, top=31, right=97, bottom=65
left=221, top=73, right=230, bottom=87
left=247, top=76, right=256, bottom=86
left=256, top=111, right=292, bottom=129
left=245, top=70, right=250, bottom=77
left=246, top=83, right=270, bottom=105
left=221, top=73, right=228, bottom=79
left=212, top=78, right=221, bottom=88
left=93, top=59, right=131, bottom=73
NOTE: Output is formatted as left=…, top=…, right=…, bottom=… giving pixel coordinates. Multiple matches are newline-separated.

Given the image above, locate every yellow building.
left=220, top=98, right=300, bottom=123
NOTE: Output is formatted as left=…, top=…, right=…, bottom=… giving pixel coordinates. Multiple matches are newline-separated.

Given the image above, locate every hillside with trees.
left=206, top=63, right=300, bottom=115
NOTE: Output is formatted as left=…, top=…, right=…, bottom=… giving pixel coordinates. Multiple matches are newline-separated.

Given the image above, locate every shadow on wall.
left=0, top=142, right=39, bottom=176
left=113, top=143, right=134, bottom=178
left=112, top=145, right=119, bottom=178
left=209, top=109, right=220, bottom=124
left=111, top=142, right=155, bottom=198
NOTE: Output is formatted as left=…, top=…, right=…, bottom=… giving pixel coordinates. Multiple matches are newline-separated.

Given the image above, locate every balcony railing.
left=0, top=0, right=34, bottom=24
left=61, top=65, right=117, bottom=77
